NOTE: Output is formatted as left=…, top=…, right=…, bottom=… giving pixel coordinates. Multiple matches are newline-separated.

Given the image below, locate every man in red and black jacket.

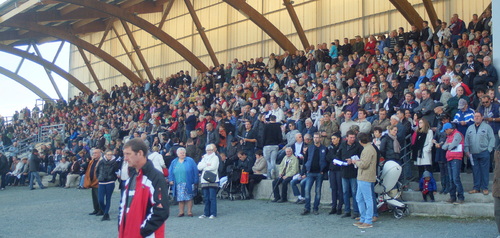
left=119, top=138, right=169, bottom=238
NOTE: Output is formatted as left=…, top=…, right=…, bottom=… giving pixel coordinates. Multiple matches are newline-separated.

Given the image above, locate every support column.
left=32, top=43, right=64, bottom=99
left=112, top=26, right=145, bottom=81
left=283, top=0, right=309, bottom=50
left=492, top=1, right=500, bottom=99
left=422, top=0, right=438, bottom=30
left=77, top=46, right=103, bottom=90
left=121, top=20, right=155, bottom=82
left=184, top=0, right=219, bottom=66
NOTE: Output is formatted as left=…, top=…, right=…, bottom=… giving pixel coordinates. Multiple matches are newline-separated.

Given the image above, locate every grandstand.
left=0, top=0, right=497, bottom=222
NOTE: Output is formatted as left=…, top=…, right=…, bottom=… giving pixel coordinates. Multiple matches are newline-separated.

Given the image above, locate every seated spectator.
left=247, top=150, right=267, bottom=199
left=271, top=147, right=299, bottom=203
left=49, top=157, right=70, bottom=187
left=65, top=156, right=81, bottom=188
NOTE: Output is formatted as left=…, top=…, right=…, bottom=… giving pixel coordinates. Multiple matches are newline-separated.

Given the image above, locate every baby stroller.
left=374, top=160, right=409, bottom=219
left=219, top=165, right=247, bottom=200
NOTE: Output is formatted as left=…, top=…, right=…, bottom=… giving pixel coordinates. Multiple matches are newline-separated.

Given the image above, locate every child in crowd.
left=419, top=171, right=437, bottom=202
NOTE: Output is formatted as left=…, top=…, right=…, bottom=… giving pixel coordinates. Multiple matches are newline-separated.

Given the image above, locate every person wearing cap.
left=452, top=98, right=474, bottom=139
left=465, top=112, right=495, bottom=195
left=441, top=122, right=465, bottom=204
left=433, top=114, right=452, bottom=194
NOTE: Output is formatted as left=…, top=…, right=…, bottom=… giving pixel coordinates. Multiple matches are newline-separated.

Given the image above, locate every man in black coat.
left=337, top=130, right=363, bottom=218
left=0, top=152, right=8, bottom=190
left=28, top=149, right=46, bottom=190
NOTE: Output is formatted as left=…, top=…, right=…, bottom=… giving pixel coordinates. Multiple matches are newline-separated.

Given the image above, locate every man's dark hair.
left=346, top=130, right=357, bottom=137
left=237, top=150, right=247, bottom=156
left=255, top=150, right=263, bottom=156
left=269, top=115, right=277, bottom=121
left=124, top=138, right=148, bottom=157
left=373, top=127, right=384, bottom=133
left=357, top=132, right=372, bottom=144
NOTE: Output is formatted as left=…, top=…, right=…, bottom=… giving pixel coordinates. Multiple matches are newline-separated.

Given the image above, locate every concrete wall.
left=68, top=0, right=491, bottom=97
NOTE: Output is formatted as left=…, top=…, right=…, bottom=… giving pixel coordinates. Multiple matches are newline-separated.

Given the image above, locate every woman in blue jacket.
left=168, top=147, right=199, bottom=217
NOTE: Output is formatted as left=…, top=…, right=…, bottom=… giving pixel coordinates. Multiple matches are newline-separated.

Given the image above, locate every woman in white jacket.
left=197, top=144, right=219, bottom=219
left=148, top=146, right=166, bottom=173
left=415, top=118, right=434, bottom=178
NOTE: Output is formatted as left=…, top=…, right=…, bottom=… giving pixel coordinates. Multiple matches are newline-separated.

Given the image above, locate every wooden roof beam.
left=184, top=0, right=219, bottom=66
left=283, top=0, right=309, bottom=51
left=422, top=0, right=439, bottom=30
left=389, top=0, right=424, bottom=30
left=223, top=0, right=298, bottom=53
left=121, top=20, right=155, bottom=82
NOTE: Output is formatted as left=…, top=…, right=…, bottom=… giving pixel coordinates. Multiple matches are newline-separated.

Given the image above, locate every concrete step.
left=407, top=181, right=493, bottom=192
left=430, top=172, right=494, bottom=182
left=406, top=201, right=494, bottom=218
left=402, top=190, right=493, bottom=203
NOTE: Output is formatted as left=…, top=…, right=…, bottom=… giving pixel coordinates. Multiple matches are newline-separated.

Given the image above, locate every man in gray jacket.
left=465, top=112, right=496, bottom=195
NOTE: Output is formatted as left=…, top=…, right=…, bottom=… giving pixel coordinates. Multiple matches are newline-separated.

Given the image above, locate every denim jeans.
left=304, top=172, right=323, bottom=211
left=472, top=150, right=490, bottom=191
left=372, top=182, right=379, bottom=217
left=202, top=186, right=217, bottom=217
left=29, top=172, right=44, bottom=189
left=263, top=145, right=279, bottom=178
left=447, top=159, right=464, bottom=201
left=291, top=177, right=306, bottom=197
left=328, top=170, right=343, bottom=210
left=356, top=181, right=374, bottom=224
left=342, top=178, right=358, bottom=213
left=98, top=183, right=115, bottom=214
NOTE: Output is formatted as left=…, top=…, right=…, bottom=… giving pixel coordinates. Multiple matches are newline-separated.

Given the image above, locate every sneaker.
left=372, top=216, right=378, bottom=222
left=209, top=215, right=216, bottom=219
left=453, top=200, right=464, bottom=205
left=198, top=215, right=207, bottom=219
left=329, top=208, right=337, bottom=215
left=336, top=209, right=342, bottom=215
left=313, top=210, right=319, bottom=215
left=446, top=199, right=456, bottom=204
left=271, top=198, right=280, bottom=203
left=353, top=222, right=363, bottom=227
left=300, top=209, right=310, bottom=215
left=483, top=190, right=489, bottom=195
left=358, top=223, right=373, bottom=229
left=297, top=199, right=306, bottom=204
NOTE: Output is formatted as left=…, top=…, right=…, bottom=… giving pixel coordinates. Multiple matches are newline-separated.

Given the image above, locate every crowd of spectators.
left=0, top=10, right=496, bottom=226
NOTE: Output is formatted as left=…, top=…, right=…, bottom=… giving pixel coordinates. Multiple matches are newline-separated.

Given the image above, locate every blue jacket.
left=304, top=144, right=328, bottom=173
left=419, top=174, right=437, bottom=192
left=168, top=157, right=199, bottom=197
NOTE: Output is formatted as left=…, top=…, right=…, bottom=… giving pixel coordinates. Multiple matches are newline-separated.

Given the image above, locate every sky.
left=0, top=42, right=69, bottom=118
left=0, top=0, right=69, bottom=118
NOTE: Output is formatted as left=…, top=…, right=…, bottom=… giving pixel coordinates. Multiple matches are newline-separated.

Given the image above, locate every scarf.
left=388, top=133, right=401, bottom=154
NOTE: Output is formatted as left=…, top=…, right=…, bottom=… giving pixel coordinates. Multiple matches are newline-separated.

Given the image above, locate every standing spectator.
left=85, top=149, right=102, bottom=216
left=464, top=112, right=495, bottom=195
left=28, top=149, right=45, bottom=190
left=338, top=130, right=363, bottom=218
left=414, top=118, right=434, bottom=178
left=327, top=133, right=343, bottom=215
left=119, top=138, right=169, bottom=238
left=493, top=141, right=500, bottom=236
left=263, top=115, right=282, bottom=178
left=300, top=132, right=328, bottom=215
left=168, top=147, right=198, bottom=217
left=0, top=151, right=8, bottom=190
left=240, top=120, right=257, bottom=163
left=351, top=132, right=377, bottom=229
left=433, top=114, right=452, bottom=194
left=197, top=144, right=219, bottom=219
left=96, top=150, right=119, bottom=221
left=441, top=123, right=465, bottom=204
